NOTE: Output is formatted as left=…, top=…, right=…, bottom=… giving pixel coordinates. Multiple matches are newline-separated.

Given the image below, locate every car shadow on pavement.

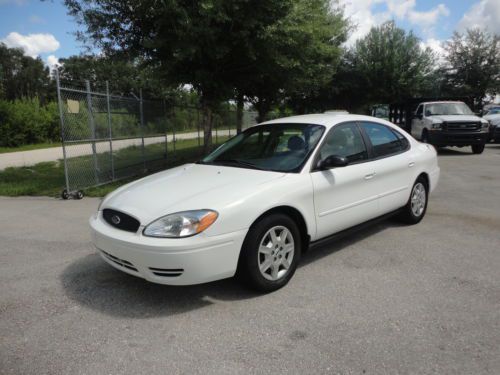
left=436, top=147, right=475, bottom=156
left=60, top=253, right=261, bottom=318
left=61, top=219, right=402, bottom=318
left=300, top=219, right=404, bottom=267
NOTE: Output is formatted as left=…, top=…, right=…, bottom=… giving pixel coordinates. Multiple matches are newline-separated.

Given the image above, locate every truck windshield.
left=426, top=102, right=473, bottom=116
left=199, top=123, right=325, bottom=173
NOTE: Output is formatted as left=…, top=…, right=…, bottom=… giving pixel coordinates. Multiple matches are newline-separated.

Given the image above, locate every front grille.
left=443, top=122, right=480, bottom=131
left=148, top=267, right=184, bottom=277
left=101, top=250, right=138, bottom=272
left=103, top=209, right=140, bottom=233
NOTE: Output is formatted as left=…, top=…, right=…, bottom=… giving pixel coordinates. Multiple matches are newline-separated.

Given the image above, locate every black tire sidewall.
left=472, top=144, right=485, bottom=154
left=238, top=214, right=301, bottom=292
left=402, top=178, right=429, bottom=224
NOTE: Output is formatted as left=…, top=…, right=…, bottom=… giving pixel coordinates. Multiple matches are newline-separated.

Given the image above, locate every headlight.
left=431, top=123, right=442, bottom=129
left=143, top=210, right=218, bottom=238
left=481, top=121, right=489, bottom=130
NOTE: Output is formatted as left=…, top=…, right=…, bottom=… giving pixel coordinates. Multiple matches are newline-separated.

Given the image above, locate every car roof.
left=259, top=113, right=393, bottom=129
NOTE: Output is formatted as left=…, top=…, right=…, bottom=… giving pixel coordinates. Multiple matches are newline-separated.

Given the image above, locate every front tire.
left=398, top=177, right=428, bottom=224
left=471, top=144, right=485, bottom=154
left=237, top=214, right=301, bottom=292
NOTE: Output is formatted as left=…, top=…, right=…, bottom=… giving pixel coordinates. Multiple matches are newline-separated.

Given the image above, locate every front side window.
left=361, top=122, right=406, bottom=157
left=416, top=105, right=423, bottom=116
left=201, top=123, right=325, bottom=172
left=318, top=123, right=368, bottom=163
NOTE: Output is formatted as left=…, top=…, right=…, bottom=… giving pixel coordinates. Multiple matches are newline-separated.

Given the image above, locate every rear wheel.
left=471, top=144, right=485, bottom=154
left=237, top=214, right=301, bottom=292
left=398, top=177, right=428, bottom=224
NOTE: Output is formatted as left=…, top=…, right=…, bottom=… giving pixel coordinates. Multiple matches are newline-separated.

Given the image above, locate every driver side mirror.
left=414, top=113, right=423, bottom=120
left=316, top=155, right=348, bottom=170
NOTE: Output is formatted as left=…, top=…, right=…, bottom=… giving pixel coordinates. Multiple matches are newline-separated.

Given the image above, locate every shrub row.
left=0, top=98, right=59, bottom=147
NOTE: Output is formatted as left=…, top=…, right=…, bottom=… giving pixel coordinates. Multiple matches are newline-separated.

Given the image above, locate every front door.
left=310, top=122, right=379, bottom=240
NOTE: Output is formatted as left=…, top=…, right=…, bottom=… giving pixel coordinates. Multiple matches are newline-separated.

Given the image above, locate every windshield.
left=425, top=102, right=473, bottom=116
left=200, top=123, right=325, bottom=172
left=486, top=108, right=500, bottom=115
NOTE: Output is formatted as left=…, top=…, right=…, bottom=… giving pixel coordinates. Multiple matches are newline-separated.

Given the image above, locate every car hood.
left=484, top=113, right=500, bottom=123
left=103, top=163, right=286, bottom=224
left=429, top=114, right=482, bottom=123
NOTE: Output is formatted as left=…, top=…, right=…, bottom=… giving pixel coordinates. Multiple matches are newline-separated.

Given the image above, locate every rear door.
left=310, top=122, right=379, bottom=239
left=359, top=122, right=413, bottom=214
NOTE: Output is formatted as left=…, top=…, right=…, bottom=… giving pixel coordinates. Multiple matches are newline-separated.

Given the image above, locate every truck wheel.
left=398, top=177, right=428, bottom=225
left=471, top=144, right=485, bottom=154
left=237, top=214, right=301, bottom=293
left=421, top=130, right=429, bottom=144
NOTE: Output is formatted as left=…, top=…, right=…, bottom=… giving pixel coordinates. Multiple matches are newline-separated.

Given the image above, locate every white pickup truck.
left=410, top=101, right=489, bottom=154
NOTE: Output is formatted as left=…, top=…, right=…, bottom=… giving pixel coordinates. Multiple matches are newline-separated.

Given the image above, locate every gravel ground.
left=1, top=144, right=499, bottom=375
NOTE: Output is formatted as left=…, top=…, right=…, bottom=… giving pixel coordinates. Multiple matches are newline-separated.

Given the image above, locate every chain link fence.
left=56, top=73, right=258, bottom=198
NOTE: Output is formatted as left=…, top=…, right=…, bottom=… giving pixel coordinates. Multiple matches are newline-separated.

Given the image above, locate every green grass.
left=0, top=136, right=228, bottom=197
left=0, top=142, right=61, bottom=154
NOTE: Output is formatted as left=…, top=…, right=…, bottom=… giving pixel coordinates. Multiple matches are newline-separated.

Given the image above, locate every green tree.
left=443, top=28, right=500, bottom=105
left=65, top=0, right=296, bottom=151
left=0, top=43, right=52, bottom=101
left=349, top=21, right=435, bottom=105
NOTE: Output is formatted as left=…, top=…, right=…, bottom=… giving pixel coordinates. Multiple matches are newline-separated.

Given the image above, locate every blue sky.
left=0, top=0, right=498, bottom=68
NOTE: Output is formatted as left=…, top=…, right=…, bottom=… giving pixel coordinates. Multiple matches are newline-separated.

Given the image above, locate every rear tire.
left=398, top=177, right=428, bottom=224
left=471, top=144, right=485, bottom=154
left=237, top=214, right=301, bottom=293
left=421, top=130, right=430, bottom=144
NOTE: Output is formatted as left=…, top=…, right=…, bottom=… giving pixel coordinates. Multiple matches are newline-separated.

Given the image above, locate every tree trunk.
left=256, top=99, right=270, bottom=123
left=201, top=101, right=213, bottom=154
left=236, top=93, right=244, bottom=134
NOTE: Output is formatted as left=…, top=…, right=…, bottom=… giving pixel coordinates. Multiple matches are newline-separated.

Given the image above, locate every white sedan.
left=90, top=114, right=440, bottom=292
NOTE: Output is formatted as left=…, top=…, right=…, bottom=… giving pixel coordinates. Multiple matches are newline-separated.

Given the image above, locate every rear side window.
left=360, top=122, right=407, bottom=157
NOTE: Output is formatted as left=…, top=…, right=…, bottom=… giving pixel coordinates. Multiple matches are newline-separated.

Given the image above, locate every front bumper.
left=428, top=130, right=489, bottom=146
left=89, top=213, right=248, bottom=285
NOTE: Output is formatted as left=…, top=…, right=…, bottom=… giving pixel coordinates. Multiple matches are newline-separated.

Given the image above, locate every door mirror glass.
left=317, top=155, right=348, bottom=170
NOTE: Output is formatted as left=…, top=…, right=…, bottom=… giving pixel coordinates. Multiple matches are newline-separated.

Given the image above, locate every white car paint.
left=484, top=112, right=500, bottom=126
left=90, top=114, right=440, bottom=286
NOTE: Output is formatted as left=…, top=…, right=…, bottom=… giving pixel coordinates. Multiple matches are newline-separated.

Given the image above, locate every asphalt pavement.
left=1, top=144, right=499, bottom=374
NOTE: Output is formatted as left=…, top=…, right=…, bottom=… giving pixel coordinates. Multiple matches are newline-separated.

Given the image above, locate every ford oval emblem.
left=111, top=215, right=121, bottom=225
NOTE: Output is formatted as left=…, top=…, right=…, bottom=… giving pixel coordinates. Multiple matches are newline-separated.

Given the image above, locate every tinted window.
left=392, top=128, right=410, bottom=150
left=416, top=105, right=423, bottom=116
left=318, top=123, right=368, bottom=163
left=361, top=122, right=405, bottom=157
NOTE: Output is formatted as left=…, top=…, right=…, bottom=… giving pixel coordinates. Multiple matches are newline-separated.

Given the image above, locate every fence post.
left=139, top=89, right=146, bottom=171
left=197, top=108, right=201, bottom=148
left=172, top=106, right=176, bottom=154
left=55, top=70, right=71, bottom=195
left=105, top=81, right=115, bottom=180
left=163, top=99, right=168, bottom=165
left=86, top=80, right=99, bottom=184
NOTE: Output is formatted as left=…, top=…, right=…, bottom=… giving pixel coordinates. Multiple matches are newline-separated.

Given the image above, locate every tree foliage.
left=443, top=28, right=500, bottom=104
left=0, top=43, right=52, bottom=101
left=348, top=21, right=435, bottom=105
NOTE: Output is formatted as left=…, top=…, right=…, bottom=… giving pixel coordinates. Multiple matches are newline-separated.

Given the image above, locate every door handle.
left=408, top=162, right=415, bottom=168
left=364, top=172, right=376, bottom=180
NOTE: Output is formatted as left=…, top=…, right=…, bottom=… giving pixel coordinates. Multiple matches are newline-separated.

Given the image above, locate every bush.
left=0, top=98, right=59, bottom=147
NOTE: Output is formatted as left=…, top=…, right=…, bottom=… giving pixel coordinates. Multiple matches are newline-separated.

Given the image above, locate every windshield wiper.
left=211, top=159, right=263, bottom=170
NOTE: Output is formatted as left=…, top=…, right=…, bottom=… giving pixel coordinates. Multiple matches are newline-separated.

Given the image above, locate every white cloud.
left=46, top=55, right=60, bottom=70
left=458, top=0, right=500, bottom=35
left=420, top=38, right=447, bottom=64
left=338, top=0, right=450, bottom=46
left=1, top=32, right=60, bottom=58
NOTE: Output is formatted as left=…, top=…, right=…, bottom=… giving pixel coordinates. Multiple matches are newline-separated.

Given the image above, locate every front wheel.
left=471, top=144, right=485, bottom=154
left=398, top=178, right=428, bottom=224
left=237, top=214, right=301, bottom=292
